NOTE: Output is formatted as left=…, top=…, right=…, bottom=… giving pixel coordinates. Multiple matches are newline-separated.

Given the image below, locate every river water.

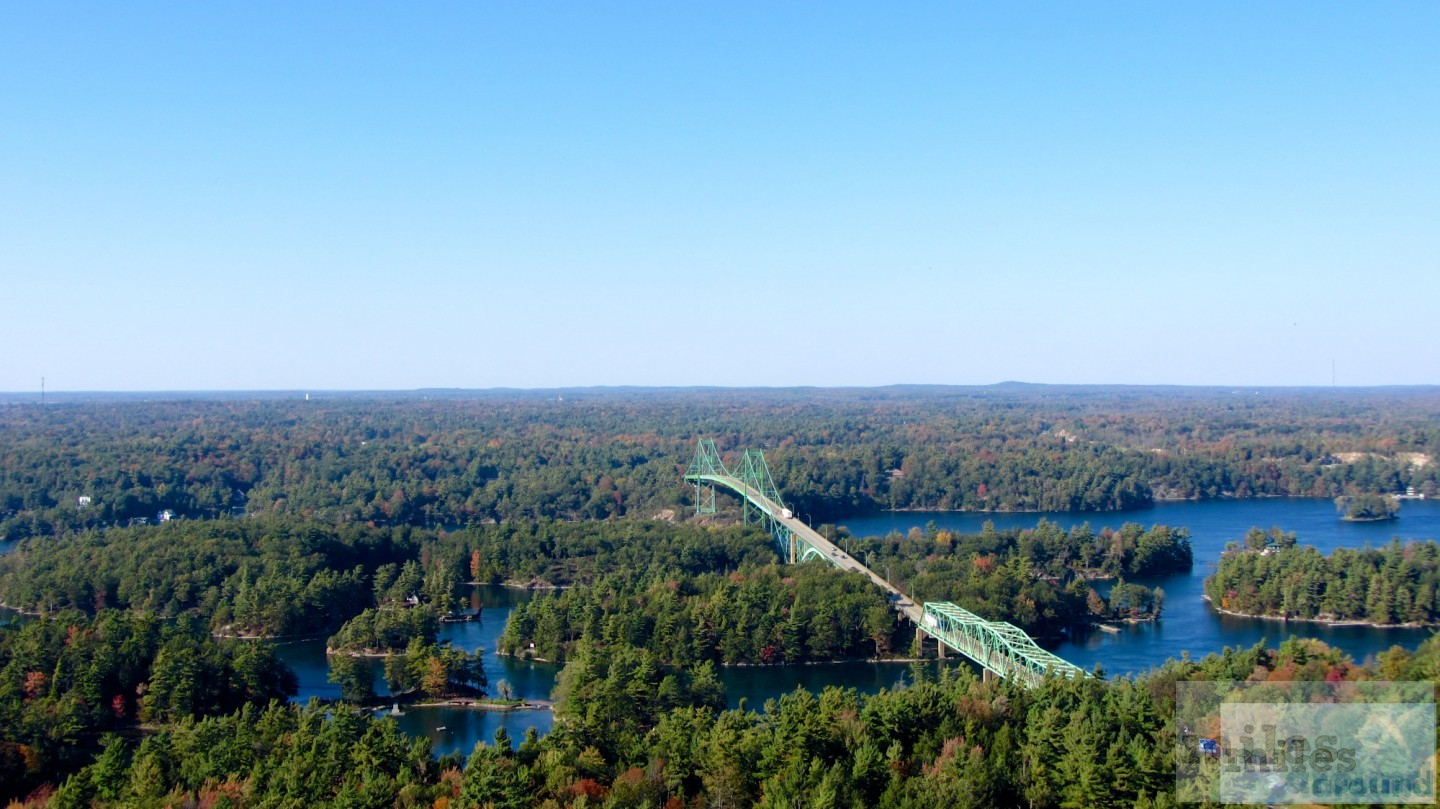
left=7, top=498, right=1440, bottom=757
left=837, top=497, right=1440, bottom=676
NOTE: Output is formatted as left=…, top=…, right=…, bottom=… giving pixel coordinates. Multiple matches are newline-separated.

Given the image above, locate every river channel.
left=5, top=497, right=1439, bottom=758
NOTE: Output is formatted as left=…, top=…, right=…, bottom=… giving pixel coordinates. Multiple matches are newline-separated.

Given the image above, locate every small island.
left=1336, top=493, right=1400, bottom=522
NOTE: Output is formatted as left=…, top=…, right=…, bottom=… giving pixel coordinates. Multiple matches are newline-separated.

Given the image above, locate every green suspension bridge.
left=685, top=439, right=1086, bottom=688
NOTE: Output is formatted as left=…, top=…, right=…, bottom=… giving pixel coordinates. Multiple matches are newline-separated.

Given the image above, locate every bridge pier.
left=982, top=668, right=994, bottom=683
left=913, top=627, right=947, bottom=660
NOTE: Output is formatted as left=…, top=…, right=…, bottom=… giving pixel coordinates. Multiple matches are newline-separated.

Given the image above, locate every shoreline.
left=327, top=647, right=416, bottom=658
left=1202, top=596, right=1436, bottom=629
left=465, top=579, right=569, bottom=591
left=0, top=601, right=42, bottom=617
left=872, top=494, right=1404, bottom=518
left=393, top=699, right=553, bottom=714
left=497, top=649, right=937, bottom=667
left=875, top=505, right=1156, bottom=515
left=721, top=656, right=929, bottom=667
left=215, top=630, right=328, bottom=642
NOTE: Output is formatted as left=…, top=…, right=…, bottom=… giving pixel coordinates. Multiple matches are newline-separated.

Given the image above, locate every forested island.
left=1205, top=533, right=1440, bottom=626
left=1336, top=492, right=1401, bottom=521
left=826, top=520, right=1189, bottom=634
left=2, top=386, right=1437, bottom=541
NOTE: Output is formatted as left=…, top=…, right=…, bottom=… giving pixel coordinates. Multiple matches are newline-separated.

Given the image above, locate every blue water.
left=1, top=541, right=25, bottom=626
left=271, top=586, right=557, bottom=759
left=838, top=498, right=1440, bottom=676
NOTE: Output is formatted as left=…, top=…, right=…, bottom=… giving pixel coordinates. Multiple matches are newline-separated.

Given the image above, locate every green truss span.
left=684, top=439, right=1088, bottom=688
left=922, top=602, right=1085, bottom=688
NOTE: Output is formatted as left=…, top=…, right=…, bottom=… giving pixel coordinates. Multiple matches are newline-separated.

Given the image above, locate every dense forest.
left=3, top=386, right=1438, bottom=541
left=1205, top=535, right=1440, bottom=626
left=822, top=520, right=1188, bottom=635
left=0, top=519, right=771, bottom=634
left=326, top=607, right=441, bottom=654
left=0, top=520, right=418, bottom=637
left=0, top=610, right=296, bottom=803
left=12, top=607, right=1440, bottom=808
left=498, top=564, right=901, bottom=666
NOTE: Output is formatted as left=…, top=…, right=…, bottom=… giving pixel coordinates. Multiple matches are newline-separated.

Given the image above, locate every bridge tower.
left=730, top=449, right=785, bottom=526
left=731, top=449, right=795, bottom=561
left=687, top=439, right=726, bottom=516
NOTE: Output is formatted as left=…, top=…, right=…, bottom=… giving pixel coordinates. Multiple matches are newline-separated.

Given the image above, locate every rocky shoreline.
left=1202, top=595, right=1436, bottom=629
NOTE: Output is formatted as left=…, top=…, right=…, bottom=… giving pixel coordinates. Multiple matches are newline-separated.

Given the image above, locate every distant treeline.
left=3, top=386, right=1439, bottom=539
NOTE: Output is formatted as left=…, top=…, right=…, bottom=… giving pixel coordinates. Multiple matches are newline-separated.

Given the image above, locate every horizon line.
left=4, top=381, right=1439, bottom=397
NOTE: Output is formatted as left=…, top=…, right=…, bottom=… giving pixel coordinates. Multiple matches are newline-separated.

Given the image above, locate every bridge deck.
left=688, top=472, right=923, bottom=624
left=687, top=467, right=1086, bottom=687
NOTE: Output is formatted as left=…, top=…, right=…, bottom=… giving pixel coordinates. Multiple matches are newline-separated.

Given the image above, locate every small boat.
left=435, top=726, right=447, bottom=731
left=1097, top=623, right=1123, bottom=634
left=389, top=703, right=403, bottom=716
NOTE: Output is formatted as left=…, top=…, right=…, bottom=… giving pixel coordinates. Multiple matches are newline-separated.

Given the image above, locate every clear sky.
left=2, top=3, right=1436, bottom=391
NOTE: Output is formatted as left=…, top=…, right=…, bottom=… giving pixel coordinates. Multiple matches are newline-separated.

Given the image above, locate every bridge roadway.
left=688, top=473, right=924, bottom=624
left=688, top=463, right=1087, bottom=687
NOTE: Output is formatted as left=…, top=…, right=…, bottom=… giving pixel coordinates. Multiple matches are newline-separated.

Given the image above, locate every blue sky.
left=3, top=3, right=1436, bottom=391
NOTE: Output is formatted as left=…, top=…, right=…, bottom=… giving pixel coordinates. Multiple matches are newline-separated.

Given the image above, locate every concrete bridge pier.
left=913, top=626, right=948, bottom=660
